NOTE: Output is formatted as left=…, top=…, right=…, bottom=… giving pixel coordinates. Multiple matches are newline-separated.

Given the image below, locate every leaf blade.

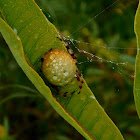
left=0, top=0, right=124, bottom=139
left=0, top=17, right=94, bottom=140
left=134, top=1, right=140, bottom=118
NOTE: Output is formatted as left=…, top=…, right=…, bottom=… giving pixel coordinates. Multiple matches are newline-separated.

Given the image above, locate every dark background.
left=0, top=0, right=139, bottom=140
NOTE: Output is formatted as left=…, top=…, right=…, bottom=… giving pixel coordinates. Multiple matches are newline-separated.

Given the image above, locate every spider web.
left=58, top=0, right=136, bottom=83
left=40, top=0, right=136, bottom=92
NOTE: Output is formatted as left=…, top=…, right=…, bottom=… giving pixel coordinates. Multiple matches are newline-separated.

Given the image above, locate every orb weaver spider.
left=41, top=36, right=84, bottom=97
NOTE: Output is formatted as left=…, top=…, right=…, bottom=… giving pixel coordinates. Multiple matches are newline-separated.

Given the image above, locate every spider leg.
left=41, top=57, right=44, bottom=62
left=56, top=36, right=63, bottom=41
left=76, top=70, right=84, bottom=94
left=57, top=36, right=83, bottom=95
left=66, top=44, right=83, bottom=93
left=57, top=36, right=76, bottom=58
left=65, top=44, right=77, bottom=60
left=65, top=45, right=84, bottom=94
left=52, top=86, right=75, bottom=97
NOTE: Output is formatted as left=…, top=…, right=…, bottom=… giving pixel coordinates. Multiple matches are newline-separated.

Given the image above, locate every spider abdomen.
left=42, top=49, right=77, bottom=86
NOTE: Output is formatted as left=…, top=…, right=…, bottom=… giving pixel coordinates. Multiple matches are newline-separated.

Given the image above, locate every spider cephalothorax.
left=41, top=37, right=83, bottom=97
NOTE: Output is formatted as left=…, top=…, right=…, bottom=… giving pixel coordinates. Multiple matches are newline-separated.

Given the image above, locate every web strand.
left=62, top=36, right=137, bottom=50
left=60, top=34, right=135, bottom=82
left=72, top=0, right=120, bottom=34
left=70, top=39, right=128, bottom=66
left=59, top=0, right=135, bottom=82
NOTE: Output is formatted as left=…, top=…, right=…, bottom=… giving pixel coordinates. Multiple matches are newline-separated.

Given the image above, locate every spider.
left=40, top=36, right=84, bottom=97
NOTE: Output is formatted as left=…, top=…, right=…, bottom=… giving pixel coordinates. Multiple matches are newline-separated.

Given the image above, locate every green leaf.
left=0, top=92, right=39, bottom=105
left=134, top=1, right=140, bottom=118
left=0, top=0, right=124, bottom=139
left=0, top=84, right=39, bottom=93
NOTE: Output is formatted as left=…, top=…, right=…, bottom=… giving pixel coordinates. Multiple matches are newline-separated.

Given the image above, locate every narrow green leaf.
left=0, top=84, right=38, bottom=93
left=0, top=93, right=39, bottom=105
left=0, top=0, right=124, bottom=139
left=134, top=1, right=140, bottom=118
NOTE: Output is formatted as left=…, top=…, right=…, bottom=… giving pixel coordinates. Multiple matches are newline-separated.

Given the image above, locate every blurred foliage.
left=0, top=0, right=139, bottom=139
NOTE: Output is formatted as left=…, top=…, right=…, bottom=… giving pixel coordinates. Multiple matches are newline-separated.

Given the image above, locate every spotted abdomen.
left=41, top=49, right=77, bottom=86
